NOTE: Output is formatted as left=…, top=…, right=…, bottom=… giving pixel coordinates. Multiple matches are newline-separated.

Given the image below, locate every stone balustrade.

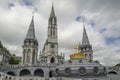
left=0, top=71, right=53, bottom=80
left=0, top=71, right=112, bottom=80
left=0, top=71, right=83, bottom=80
left=0, top=63, right=59, bottom=70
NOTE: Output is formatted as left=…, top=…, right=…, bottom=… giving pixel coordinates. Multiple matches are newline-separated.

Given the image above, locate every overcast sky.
left=0, top=0, right=120, bottom=66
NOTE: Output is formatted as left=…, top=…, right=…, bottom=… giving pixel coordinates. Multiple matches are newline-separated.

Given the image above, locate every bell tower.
left=22, top=14, right=38, bottom=64
left=39, top=4, right=64, bottom=64
left=47, top=4, right=58, bottom=55
left=78, top=24, right=93, bottom=61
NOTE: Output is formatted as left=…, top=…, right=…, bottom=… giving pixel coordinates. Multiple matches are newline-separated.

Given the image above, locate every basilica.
left=23, top=5, right=64, bottom=65
left=0, top=4, right=119, bottom=80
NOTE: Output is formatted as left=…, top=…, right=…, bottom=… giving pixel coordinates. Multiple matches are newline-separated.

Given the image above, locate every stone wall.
left=0, top=71, right=48, bottom=80
left=0, top=71, right=111, bottom=80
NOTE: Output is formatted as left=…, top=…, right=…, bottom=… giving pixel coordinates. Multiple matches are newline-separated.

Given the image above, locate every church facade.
left=22, top=5, right=64, bottom=65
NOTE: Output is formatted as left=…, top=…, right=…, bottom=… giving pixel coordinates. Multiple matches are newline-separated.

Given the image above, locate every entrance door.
left=50, top=57, right=55, bottom=63
left=49, top=71, right=53, bottom=77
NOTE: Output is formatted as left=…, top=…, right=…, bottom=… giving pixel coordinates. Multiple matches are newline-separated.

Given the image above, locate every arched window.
left=50, top=57, right=55, bottom=63
left=27, top=49, right=31, bottom=63
left=55, top=68, right=59, bottom=75
left=7, top=71, right=16, bottom=76
left=49, top=71, right=53, bottom=77
left=34, top=69, right=44, bottom=77
left=20, top=69, right=31, bottom=76
left=108, top=71, right=117, bottom=74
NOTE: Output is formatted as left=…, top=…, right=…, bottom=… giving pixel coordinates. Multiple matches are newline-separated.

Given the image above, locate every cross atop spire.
left=26, top=13, right=36, bottom=40
left=82, top=23, right=90, bottom=45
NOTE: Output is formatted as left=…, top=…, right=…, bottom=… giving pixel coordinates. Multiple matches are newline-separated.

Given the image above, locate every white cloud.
left=0, top=0, right=120, bottom=66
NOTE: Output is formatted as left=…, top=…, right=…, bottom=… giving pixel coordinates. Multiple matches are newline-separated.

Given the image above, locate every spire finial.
left=32, top=11, right=34, bottom=19
left=82, top=17, right=85, bottom=29
left=50, top=2, right=55, bottom=17
left=82, top=19, right=90, bottom=45
left=25, top=11, right=36, bottom=39
left=52, top=0, right=54, bottom=7
left=52, top=1, right=54, bottom=7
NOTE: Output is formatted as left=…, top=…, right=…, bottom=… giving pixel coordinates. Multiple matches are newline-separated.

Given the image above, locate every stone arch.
left=50, top=57, right=55, bottom=63
left=7, top=71, right=16, bottom=76
left=108, top=71, right=117, bottom=74
left=49, top=71, right=53, bottom=78
left=20, top=69, right=31, bottom=76
left=9, top=77, right=12, bottom=80
left=34, top=69, right=44, bottom=77
left=55, top=68, right=59, bottom=75
left=5, top=76, right=8, bottom=79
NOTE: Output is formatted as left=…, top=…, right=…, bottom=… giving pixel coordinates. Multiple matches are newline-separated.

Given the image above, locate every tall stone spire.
left=44, top=3, right=58, bottom=54
left=49, top=3, right=57, bottom=25
left=22, top=13, right=38, bottom=64
left=26, top=14, right=35, bottom=40
left=82, top=24, right=90, bottom=45
left=50, top=3, right=55, bottom=17
left=39, top=4, right=64, bottom=64
left=78, top=23, right=93, bottom=61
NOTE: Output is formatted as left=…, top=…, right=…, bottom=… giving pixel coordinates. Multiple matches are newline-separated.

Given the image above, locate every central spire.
left=82, top=23, right=90, bottom=45
left=26, top=13, right=35, bottom=40
left=39, top=3, right=64, bottom=64
left=50, top=3, right=55, bottom=17
left=49, top=3, right=57, bottom=25
left=23, top=12, right=38, bottom=64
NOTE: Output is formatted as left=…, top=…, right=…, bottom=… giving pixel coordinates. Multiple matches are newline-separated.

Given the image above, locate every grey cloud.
left=0, top=0, right=120, bottom=66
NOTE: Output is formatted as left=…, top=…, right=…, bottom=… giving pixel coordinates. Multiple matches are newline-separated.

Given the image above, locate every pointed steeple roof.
left=48, top=3, right=57, bottom=25
left=50, top=3, right=56, bottom=17
left=82, top=23, right=90, bottom=45
left=26, top=13, right=35, bottom=40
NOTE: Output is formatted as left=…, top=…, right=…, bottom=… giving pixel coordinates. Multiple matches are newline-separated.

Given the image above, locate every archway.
left=50, top=57, right=55, bottom=63
left=49, top=71, right=53, bottom=77
left=108, top=71, right=117, bottom=74
left=20, top=69, right=31, bottom=76
left=9, top=77, right=12, bottom=80
left=34, top=69, right=44, bottom=77
left=7, top=71, right=16, bottom=76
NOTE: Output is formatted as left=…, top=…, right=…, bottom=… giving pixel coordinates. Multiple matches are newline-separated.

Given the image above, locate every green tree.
left=0, top=40, right=11, bottom=55
left=0, top=41, right=3, bottom=48
left=115, top=63, right=120, bottom=67
left=8, top=54, right=20, bottom=65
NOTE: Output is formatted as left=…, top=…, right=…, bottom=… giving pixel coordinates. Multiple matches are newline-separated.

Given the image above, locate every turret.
left=22, top=13, right=38, bottom=64
left=78, top=23, right=93, bottom=61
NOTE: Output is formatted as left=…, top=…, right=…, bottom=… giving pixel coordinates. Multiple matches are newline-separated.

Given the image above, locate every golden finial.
left=70, top=45, right=85, bottom=60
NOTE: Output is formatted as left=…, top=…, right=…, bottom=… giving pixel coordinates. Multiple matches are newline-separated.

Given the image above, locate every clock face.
left=51, top=44, right=55, bottom=48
